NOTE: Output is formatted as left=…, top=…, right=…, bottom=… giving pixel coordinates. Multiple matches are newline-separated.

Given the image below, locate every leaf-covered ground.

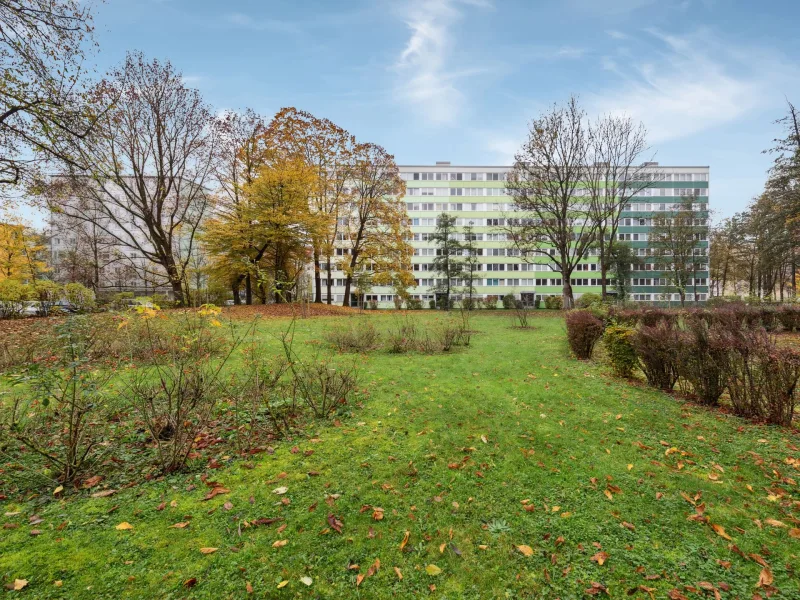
left=1, top=313, right=798, bottom=598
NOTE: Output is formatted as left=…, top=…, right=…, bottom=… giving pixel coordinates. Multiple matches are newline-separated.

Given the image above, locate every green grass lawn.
left=1, top=312, right=798, bottom=598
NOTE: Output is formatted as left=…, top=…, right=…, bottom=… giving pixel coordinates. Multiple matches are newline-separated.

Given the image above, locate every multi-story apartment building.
left=322, top=162, right=709, bottom=307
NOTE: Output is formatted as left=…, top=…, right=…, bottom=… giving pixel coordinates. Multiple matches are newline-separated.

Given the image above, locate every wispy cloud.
left=587, top=29, right=800, bottom=143
left=224, top=12, right=302, bottom=35
left=392, top=0, right=493, bottom=126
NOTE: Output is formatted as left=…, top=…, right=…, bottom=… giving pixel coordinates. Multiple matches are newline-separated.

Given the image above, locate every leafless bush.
left=512, top=301, right=532, bottom=328
left=632, top=323, right=680, bottom=391
left=118, top=306, right=247, bottom=473
left=387, top=314, right=419, bottom=353
left=324, top=319, right=381, bottom=352
left=280, top=321, right=359, bottom=419
left=1, top=317, right=111, bottom=484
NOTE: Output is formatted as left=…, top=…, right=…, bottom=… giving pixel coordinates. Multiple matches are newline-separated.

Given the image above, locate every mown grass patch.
left=1, top=313, right=798, bottom=599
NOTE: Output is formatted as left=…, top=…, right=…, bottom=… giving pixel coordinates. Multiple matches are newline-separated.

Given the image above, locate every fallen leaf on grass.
left=115, top=522, right=133, bottom=530
left=272, top=486, right=288, bottom=495
left=246, top=581, right=253, bottom=593
left=12, top=579, right=28, bottom=590
left=425, top=564, right=442, bottom=576
left=711, top=523, right=732, bottom=541
left=299, top=576, right=312, bottom=586
left=53, top=485, right=63, bottom=496
left=399, top=530, right=410, bottom=551
left=585, top=582, right=607, bottom=595
left=789, top=528, right=800, bottom=538
left=91, top=489, right=116, bottom=499
left=757, top=567, right=774, bottom=587
left=272, top=540, right=288, bottom=548
left=591, top=551, right=609, bottom=566
left=82, top=475, right=103, bottom=489
left=183, top=578, right=197, bottom=589
left=516, top=545, right=534, bottom=557
left=199, top=547, right=218, bottom=554
left=327, top=513, right=343, bottom=533
left=764, top=518, right=786, bottom=528
left=169, top=522, right=190, bottom=529
left=277, top=580, right=288, bottom=588
left=394, top=566, right=403, bottom=580
left=203, top=487, right=230, bottom=501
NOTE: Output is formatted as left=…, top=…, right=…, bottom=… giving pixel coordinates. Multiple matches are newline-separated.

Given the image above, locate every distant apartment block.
left=322, top=162, right=710, bottom=307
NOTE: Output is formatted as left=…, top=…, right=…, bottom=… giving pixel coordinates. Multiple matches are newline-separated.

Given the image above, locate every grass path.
left=1, top=313, right=798, bottom=598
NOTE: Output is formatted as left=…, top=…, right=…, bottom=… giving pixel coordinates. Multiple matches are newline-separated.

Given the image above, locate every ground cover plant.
left=0, top=311, right=798, bottom=598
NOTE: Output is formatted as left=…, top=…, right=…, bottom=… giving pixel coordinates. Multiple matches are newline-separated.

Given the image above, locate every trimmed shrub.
left=533, top=296, right=541, bottom=309
left=639, top=308, right=677, bottom=328
left=633, top=323, right=680, bottom=391
left=502, top=294, right=516, bottom=309
left=407, top=298, right=423, bottom=310
left=64, top=283, right=96, bottom=312
left=603, top=325, right=638, bottom=377
left=676, top=319, right=727, bottom=406
left=575, top=292, right=602, bottom=309
left=776, top=305, right=800, bottom=332
left=484, top=295, right=500, bottom=310
left=0, top=279, right=33, bottom=318
left=565, top=310, right=604, bottom=360
left=544, top=295, right=563, bottom=310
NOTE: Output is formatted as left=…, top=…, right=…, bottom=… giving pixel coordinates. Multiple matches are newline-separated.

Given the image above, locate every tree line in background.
left=711, top=101, right=800, bottom=301
left=0, top=2, right=411, bottom=307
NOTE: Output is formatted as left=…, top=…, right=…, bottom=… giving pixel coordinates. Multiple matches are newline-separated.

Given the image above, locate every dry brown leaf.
left=590, top=551, right=609, bottom=566
left=199, top=547, right=218, bottom=554
left=399, top=530, right=410, bottom=551
left=711, top=523, right=732, bottom=541
left=516, top=544, right=534, bottom=557
left=272, top=539, right=288, bottom=548
left=169, top=522, right=190, bottom=529
left=757, top=567, right=774, bottom=588
left=394, top=566, right=403, bottom=580
left=115, top=522, right=133, bottom=530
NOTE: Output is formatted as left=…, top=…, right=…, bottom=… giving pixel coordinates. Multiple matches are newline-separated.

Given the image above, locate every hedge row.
left=566, top=308, right=800, bottom=426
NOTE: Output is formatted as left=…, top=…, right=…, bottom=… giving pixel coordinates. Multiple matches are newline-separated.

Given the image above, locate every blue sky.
left=40, top=0, right=800, bottom=221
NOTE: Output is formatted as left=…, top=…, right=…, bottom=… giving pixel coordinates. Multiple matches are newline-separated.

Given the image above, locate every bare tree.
left=650, top=197, right=707, bottom=306
left=585, top=115, right=655, bottom=300
left=505, top=96, right=596, bottom=309
left=0, top=0, right=108, bottom=204
left=43, top=52, right=218, bottom=306
left=340, top=142, right=407, bottom=307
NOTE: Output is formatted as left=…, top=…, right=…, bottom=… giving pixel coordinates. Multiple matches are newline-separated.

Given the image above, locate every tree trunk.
left=326, top=257, right=333, bottom=305
left=342, top=276, right=351, bottom=307
left=600, top=260, right=608, bottom=301
left=562, top=280, right=574, bottom=309
left=313, top=249, right=322, bottom=304
left=245, top=273, right=252, bottom=305
left=232, top=280, right=241, bottom=305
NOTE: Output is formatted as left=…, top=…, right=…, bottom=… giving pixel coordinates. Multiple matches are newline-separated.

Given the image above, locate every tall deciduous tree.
left=585, top=115, right=654, bottom=299
left=203, top=157, right=326, bottom=304
left=0, top=221, right=47, bottom=281
left=340, top=142, right=408, bottom=307
left=263, top=108, right=355, bottom=305
left=505, top=96, right=596, bottom=308
left=43, top=52, right=218, bottom=306
left=0, top=0, right=106, bottom=204
left=212, top=108, right=268, bottom=304
left=650, top=197, right=706, bottom=306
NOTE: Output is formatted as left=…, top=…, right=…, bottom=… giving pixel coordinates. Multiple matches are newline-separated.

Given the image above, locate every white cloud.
left=393, top=0, right=492, bottom=126
left=586, top=29, right=800, bottom=143
left=181, top=75, right=204, bottom=86
left=606, top=30, right=628, bottom=39
left=224, top=12, right=301, bottom=34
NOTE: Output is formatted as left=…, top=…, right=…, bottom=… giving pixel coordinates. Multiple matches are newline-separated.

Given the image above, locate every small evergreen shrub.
left=575, top=292, right=602, bottom=309
left=502, top=294, right=516, bottom=309
left=603, top=325, right=638, bottom=377
left=565, top=310, right=604, bottom=360
left=544, top=295, right=563, bottom=310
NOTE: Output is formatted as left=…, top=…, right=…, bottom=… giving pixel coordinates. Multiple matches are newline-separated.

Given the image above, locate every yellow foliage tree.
left=0, top=222, right=48, bottom=282
left=202, top=157, right=327, bottom=303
